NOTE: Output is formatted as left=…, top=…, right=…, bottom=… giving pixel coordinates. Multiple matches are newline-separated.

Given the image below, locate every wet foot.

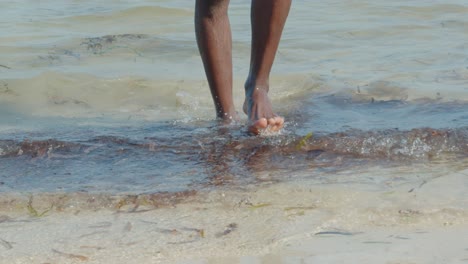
left=218, top=110, right=240, bottom=125
left=243, top=86, right=284, bottom=135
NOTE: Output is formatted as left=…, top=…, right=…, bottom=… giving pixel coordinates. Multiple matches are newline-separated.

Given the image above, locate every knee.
left=196, top=0, right=230, bottom=19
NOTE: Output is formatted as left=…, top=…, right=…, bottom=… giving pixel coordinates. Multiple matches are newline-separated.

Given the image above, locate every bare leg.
left=244, top=0, right=291, bottom=134
left=195, top=0, right=237, bottom=122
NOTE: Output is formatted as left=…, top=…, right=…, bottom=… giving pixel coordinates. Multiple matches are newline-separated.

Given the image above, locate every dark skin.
left=195, top=0, right=291, bottom=134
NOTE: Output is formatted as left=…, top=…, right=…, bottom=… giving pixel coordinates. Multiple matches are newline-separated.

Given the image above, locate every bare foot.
left=219, top=111, right=239, bottom=125
left=243, top=87, right=284, bottom=135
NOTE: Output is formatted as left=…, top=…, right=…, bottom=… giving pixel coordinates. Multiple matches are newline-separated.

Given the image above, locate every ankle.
left=244, top=77, right=269, bottom=96
left=216, top=106, right=237, bottom=120
left=218, top=112, right=238, bottom=125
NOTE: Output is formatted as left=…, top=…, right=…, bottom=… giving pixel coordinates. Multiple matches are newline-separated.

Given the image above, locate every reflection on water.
left=299, top=94, right=468, bottom=133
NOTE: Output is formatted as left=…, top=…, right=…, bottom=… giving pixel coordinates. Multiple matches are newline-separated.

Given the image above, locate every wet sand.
left=2, top=1, right=468, bottom=263
left=1, top=166, right=467, bottom=263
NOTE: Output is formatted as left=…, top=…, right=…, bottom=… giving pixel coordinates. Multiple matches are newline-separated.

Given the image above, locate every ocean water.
left=0, top=0, right=467, bottom=203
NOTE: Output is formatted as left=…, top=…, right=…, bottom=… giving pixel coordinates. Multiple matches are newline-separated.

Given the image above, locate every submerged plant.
left=27, top=195, right=52, bottom=217
left=296, top=132, right=313, bottom=150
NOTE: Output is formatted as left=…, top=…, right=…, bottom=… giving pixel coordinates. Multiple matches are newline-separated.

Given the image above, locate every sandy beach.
left=1, top=166, right=467, bottom=263
left=2, top=1, right=468, bottom=263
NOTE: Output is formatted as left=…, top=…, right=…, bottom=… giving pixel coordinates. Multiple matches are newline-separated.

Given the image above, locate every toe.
left=249, top=118, right=268, bottom=135
left=270, top=116, right=284, bottom=132
left=268, top=117, right=276, bottom=127
left=276, top=116, right=284, bottom=127
left=257, top=118, right=268, bottom=129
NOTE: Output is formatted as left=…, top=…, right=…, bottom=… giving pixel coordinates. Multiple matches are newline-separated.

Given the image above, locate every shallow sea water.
left=0, top=1, right=468, bottom=261
left=1, top=0, right=467, bottom=193
left=0, top=0, right=468, bottom=263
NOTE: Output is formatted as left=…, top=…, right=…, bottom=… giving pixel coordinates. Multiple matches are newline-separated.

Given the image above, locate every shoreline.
left=1, top=168, right=467, bottom=263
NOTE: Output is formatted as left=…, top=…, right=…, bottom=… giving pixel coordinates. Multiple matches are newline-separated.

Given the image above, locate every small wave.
left=0, top=116, right=467, bottom=204
left=301, top=127, right=468, bottom=159
left=0, top=71, right=197, bottom=120
left=0, top=139, right=88, bottom=158
left=68, top=6, right=192, bottom=23
left=1, top=127, right=466, bottom=160
left=402, top=4, right=468, bottom=15
left=79, top=34, right=149, bottom=55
